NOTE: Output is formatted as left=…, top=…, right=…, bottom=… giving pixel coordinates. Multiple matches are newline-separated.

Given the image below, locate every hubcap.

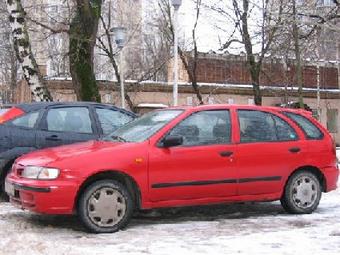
left=87, top=187, right=126, bottom=227
left=292, top=176, right=318, bottom=209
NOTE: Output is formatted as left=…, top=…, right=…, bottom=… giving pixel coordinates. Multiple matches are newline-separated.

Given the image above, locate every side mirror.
left=162, top=135, right=183, bottom=148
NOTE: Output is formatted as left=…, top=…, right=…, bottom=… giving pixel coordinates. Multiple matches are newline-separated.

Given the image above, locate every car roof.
left=13, top=102, right=136, bottom=116
left=166, top=104, right=310, bottom=113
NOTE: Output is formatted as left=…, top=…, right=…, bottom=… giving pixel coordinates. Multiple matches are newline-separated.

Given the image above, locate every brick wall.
left=182, top=53, right=339, bottom=89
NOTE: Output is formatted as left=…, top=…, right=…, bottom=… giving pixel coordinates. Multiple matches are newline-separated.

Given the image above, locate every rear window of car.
left=282, top=112, right=324, bottom=140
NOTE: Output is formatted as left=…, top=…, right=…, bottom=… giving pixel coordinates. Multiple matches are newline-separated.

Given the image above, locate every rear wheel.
left=281, top=171, right=321, bottom=214
left=78, top=179, right=133, bottom=233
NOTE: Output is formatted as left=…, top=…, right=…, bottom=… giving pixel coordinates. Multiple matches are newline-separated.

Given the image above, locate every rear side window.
left=272, top=116, right=298, bottom=141
left=238, top=110, right=298, bottom=143
left=283, top=112, right=323, bottom=140
left=11, top=111, right=40, bottom=128
left=46, top=107, right=93, bottom=134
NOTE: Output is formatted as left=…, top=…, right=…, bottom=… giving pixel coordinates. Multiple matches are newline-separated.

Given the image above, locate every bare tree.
left=158, top=0, right=204, bottom=104
left=69, top=0, right=102, bottom=102
left=208, top=0, right=285, bottom=105
left=0, top=3, right=17, bottom=103
left=6, top=0, right=52, bottom=102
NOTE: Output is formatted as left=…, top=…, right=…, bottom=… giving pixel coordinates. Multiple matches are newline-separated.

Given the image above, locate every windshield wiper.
left=110, top=135, right=127, bottom=142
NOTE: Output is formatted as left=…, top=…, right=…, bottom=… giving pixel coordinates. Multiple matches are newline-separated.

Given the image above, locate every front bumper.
left=6, top=173, right=78, bottom=215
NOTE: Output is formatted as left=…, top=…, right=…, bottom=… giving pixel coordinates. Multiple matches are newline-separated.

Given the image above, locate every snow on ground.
left=0, top=182, right=340, bottom=255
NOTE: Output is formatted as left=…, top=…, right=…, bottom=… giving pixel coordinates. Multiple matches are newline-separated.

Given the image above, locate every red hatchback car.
left=5, top=105, right=339, bottom=233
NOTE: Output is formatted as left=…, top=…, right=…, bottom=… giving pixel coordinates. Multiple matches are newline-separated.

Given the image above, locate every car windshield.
left=103, top=110, right=183, bottom=142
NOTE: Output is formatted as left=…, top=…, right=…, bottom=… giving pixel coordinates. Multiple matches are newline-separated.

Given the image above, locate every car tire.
left=0, top=163, right=12, bottom=202
left=280, top=171, right=322, bottom=214
left=78, top=179, right=134, bottom=233
left=0, top=180, right=9, bottom=202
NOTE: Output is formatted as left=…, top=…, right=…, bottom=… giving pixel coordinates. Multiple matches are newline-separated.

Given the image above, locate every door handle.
left=289, top=147, right=301, bottom=153
left=219, top=151, right=233, bottom=157
left=45, top=135, right=61, bottom=141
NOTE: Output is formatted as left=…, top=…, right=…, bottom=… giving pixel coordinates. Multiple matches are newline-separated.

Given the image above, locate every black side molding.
left=152, top=179, right=237, bottom=189
left=152, top=176, right=282, bottom=189
left=238, top=176, right=282, bottom=183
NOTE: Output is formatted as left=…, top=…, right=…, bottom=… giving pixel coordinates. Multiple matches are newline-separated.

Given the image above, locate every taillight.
left=0, top=107, right=24, bottom=124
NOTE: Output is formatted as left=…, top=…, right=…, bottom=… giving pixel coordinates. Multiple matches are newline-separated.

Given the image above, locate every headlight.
left=22, top=166, right=60, bottom=180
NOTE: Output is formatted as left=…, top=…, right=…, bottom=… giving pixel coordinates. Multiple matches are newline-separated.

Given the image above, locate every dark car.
left=0, top=102, right=135, bottom=197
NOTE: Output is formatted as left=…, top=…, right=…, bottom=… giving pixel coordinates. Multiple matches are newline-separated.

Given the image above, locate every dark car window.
left=168, top=110, right=231, bottom=146
left=238, top=110, right=277, bottom=143
left=283, top=112, right=323, bottom=140
left=46, top=107, right=93, bottom=134
left=96, top=108, right=134, bottom=135
left=11, top=111, right=40, bottom=128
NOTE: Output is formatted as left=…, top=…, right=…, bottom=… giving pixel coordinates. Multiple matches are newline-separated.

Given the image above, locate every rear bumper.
left=322, top=166, right=339, bottom=192
left=6, top=174, right=78, bottom=215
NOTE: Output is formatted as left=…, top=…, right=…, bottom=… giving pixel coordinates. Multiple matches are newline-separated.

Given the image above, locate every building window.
left=228, top=98, right=234, bottom=104
left=186, top=96, right=193, bottom=106
left=248, top=98, right=255, bottom=105
left=317, top=0, right=336, bottom=6
left=103, top=94, right=112, bottom=103
left=311, top=109, right=321, bottom=120
left=327, top=109, right=338, bottom=133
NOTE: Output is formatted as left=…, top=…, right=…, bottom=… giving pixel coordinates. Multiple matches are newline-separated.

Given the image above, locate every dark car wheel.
left=281, top=171, right=322, bottom=214
left=78, top=179, right=134, bottom=233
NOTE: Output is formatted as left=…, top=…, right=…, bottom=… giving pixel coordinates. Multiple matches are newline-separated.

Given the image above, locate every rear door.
left=36, top=105, right=99, bottom=149
left=5, top=110, right=41, bottom=153
left=234, top=109, right=307, bottom=196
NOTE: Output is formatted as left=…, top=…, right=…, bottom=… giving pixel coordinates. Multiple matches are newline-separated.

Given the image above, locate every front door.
left=36, top=106, right=98, bottom=149
left=234, top=109, right=307, bottom=196
left=149, top=110, right=237, bottom=202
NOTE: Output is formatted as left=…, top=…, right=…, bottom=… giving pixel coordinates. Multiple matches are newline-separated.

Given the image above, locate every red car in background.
left=5, top=105, right=339, bottom=233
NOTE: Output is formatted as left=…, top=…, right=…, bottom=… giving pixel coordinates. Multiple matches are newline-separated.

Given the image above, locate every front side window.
left=167, top=110, right=231, bottom=146
left=96, top=108, right=134, bottom=135
left=11, top=111, right=40, bottom=128
left=283, top=112, right=323, bottom=140
left=105, top=110, right=183, bottom=142
left=46, top=107, right=93, bottom=134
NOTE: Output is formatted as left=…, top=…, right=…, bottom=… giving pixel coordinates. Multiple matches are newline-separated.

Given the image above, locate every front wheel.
left=281, top=171, right=322, bottom=214
left=78, top=180, right=134, bottom=233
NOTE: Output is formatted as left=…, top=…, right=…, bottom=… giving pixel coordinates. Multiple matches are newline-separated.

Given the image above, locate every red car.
left=5, top=105, right=339, bottom=233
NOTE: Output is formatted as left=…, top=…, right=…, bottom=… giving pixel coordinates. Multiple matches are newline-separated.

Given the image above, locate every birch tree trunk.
left=6, top=0, right=52, bottom=102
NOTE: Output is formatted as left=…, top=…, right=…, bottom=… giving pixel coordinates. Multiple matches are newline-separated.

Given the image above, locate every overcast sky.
left=142, top=0, right=231, bottom=53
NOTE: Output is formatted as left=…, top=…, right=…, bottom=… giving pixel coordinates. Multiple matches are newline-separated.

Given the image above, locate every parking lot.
left=0, top=179, right=339, bottom=255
